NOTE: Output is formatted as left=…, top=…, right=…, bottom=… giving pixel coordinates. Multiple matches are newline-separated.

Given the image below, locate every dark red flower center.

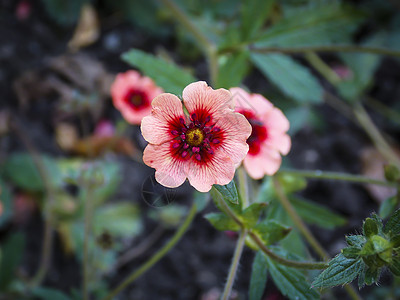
left=123, top=89, right=149, bottom=110
left=169, top=110, right=224, bottom=163
left=237, top=109, right=268, bottom=155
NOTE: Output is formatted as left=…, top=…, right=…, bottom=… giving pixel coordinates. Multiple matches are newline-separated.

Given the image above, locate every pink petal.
left=187, top=152, right=235, bottom=192
left=263, top=107, right=290, bottom=132
left=183, top=81, right=233, bottom=116
left=214, top=112, right=251, bottom=166
left=141, top=93, right=185, bottom=145
left=143, top=142, right=188, bottom=188
left=265, top=131, right=291, bottom=155
left=230, top=88, right=273, bottom=115
left=244, top=148, right=282, bottom=179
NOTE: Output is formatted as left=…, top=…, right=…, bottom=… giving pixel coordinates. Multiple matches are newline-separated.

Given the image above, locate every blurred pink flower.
left=94, top=119, right=115, bottom=137
left=141, top=81, right=251, bottom=192
left=230, top=88, right=291, bottom=179
left=111, top=70, right=163, bottom=125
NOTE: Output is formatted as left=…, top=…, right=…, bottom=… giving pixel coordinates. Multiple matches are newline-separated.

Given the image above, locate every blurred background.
left=0, top=0, right=400, bottom=299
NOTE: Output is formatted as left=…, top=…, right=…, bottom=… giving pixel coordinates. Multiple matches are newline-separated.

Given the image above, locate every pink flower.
left=111, top=70, right=163, bottom=125
left=230, top=88, right=291, bottom=179
left=141, top=81, right=251, bottom=192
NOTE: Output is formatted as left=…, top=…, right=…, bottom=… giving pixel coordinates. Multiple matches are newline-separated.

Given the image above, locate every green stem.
left=249, top=232, right=327, bottom=269
left=101, top=202, right=197, bottom=300
left=278, top=169, right=399, bottom=188
left=249, top=45, right=400, bottom=57
left=365, top=96, right=400, bottom=126
left=304, top=52, right=342, bottom=85
left=237, top=167, right=249, bottom=208
left=159, top=0, right=219, bottom=86
left=12, top=121, right=56, bottom=288
left=211, top=187, right=327, bottom=270
left=83, top=185, right=94, bottom=300
left=353, top=102, right=400, bottom=168
left=221, top=229, right=247, bottom=300
left=273, top=178, right=329, bottom=260
left=272, top=178, right=362, bottom=300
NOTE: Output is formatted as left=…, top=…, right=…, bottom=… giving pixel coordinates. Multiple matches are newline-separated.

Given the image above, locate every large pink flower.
left=111, top=70, right=163, bottom=125
left=141, top=81, right=251, bottom=192
left=230, top=87, right=291, bottom=179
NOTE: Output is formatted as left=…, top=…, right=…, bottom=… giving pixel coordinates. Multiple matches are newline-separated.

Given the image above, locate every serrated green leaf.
left=0, top=233, right=25, bottom=289
left=312, top=253, right=363, bottom=289
left=242, top=203, right=268, bottom=228
left=94, top=203, right=142, bottom=238
left=254, top=3, right=363, bottom=48
left=365, top=267, right=381, bottom=285
left=363, top=218, right=379, bottom=237
left=342, top=247, right=361, bottom=259
left=384, top=208, right=400, bottom=236
left=121, top=49, right=196, bottom=95
left=253, top=220, right=291, bottom=246
left=41, top=0, right=88, bottom=26
left=265, top=247, right=319, bottom=300
left=379, top=195, right=399, bottom=219
left=216, top=52, right=249, bottom=88
left=346, top=235, right=367, bottom=248
left=249, top=251, right=268, bottom=300
left=391, top=235, right=400, bottom=248
left=204, top=212, right=240, bottom=231
left=33, top=287, right=71, bottom=300
left=241, top=0, right=274, bottom=40
left=250, top=53, right=323, bottom=104
left=3, top=153, right=62, bottom=192
left=358, top=262, right=366, bottom=289
left=211, top=180, right=242, bottom=215
left=290, top=196, right=347, bottom=229
left=389, top=257, right=400, bottom=276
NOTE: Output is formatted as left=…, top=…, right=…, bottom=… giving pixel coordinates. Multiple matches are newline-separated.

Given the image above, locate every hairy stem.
left=278, top=169, right=399, bottom=188
left=101, top=202, right=197, bottom=300
left=83, top=185, right=94, bottom=300
left=237, top=167, right=249, bottom=208
left=12, top=120, right=56, bottom=288
left=221, top=229, right=247, bottom=300
left=353, top=102, right=400, bottom=168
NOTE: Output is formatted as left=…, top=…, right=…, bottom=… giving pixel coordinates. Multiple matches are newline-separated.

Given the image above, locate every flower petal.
left=230, top=88, right=273, bottom=116
left=265, top=131, right=291, bottom=155
left=143, top=142, right=188, bottom=188
left=141, top=93, right=185, bottom=145
left=183, top=81, right=233, bottom=116
left=244, top=147, right=282, bottom=179
left=214, top=112, right=251, bottom=166
left=263, top=107, right=290, bottom=132
left=187, top=152, right=235, bottom=192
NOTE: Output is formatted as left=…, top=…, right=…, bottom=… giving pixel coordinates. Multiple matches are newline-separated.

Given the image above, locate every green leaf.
left=342, top=247, right=361, bottom=259
left=391, top=234, right=400, bottom=248
left=3, top=153, right=62, bottom=192
left=253, top=220, right=291, bottom=246
left=389, top=257, right=400, bottom=276
left=94, top=203, right=143, bottom=238
left=0, top=233, right=25, bottom=289
left=265, top=247, right=319, bottom=300
left=204, top=212, right=240, bottom=231
left=250, top=53, right=323, bottom=104
left=384, top=208, right=400, bottom=236
left=242, top=203, right=268, bottom=228
left=254, top=3, right=363, bottom=48
left=211, top=180, right=242, bottom=214
left=33, top=287, right=71, bottom=300
left=379, top=195, right=399, bottom=219
left=122, top=49, right=196, bottom=95
left=41, top=0, right=88, bottom=26
left=363, top=218, right=379, bottom=238
left=241, top=0, right=274, bottom=40
left=338, top=33, right=385, bottom=102
left=312, top=253, right=363, bottom=289
left=290, top=196, right=347, bottom=229
left=0, top=178, right=13, bottom=227
left=249, top=251, right=268, bottom=300
left=346, top=235, right=367, bottom=248
left=216, top=52, right=249, bottom=88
